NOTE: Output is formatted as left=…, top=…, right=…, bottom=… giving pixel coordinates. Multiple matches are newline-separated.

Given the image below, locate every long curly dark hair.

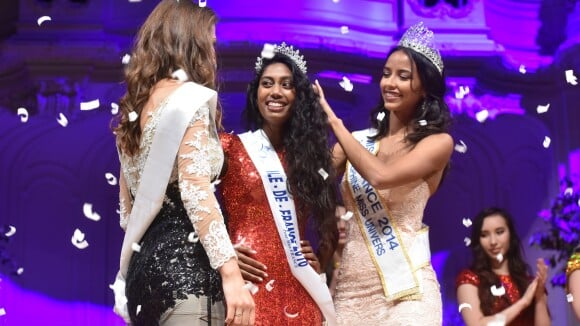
left=113, top=0, right=218, bottom=157
left=469, top=207, right=534, bottom=318
left=242, top=53, right=338, bottom=269
left=368, top=46, right=451, bottom=145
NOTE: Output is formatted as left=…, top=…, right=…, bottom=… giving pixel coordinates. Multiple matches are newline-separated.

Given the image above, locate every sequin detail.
left=218, top=133, right=323, bottom=325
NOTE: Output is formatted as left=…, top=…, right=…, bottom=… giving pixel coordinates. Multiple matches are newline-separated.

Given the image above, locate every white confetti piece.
left=487, top=313, right=506, bottom=326
left=80, top=99, right=100, bottom=111
left=496, top=253, right=503, bottom=263
left=536, top=103, right=550, bottom=114
left=339, top=76, right=353, bottom=92
left=454, top=140, right=467, bottom=154
left=116, top=208, right=121, bottom=215
left=71, top=229, right=89, bottom=249
left=464, top=237, right=471, bottom=247
left=171, top=69, right=188, bottom=82
left=376, top=111, right=385, bottom=122
left=341, top=211, right=353, bottom=221
left=490, top=285, right=505, bottom=297
left=187, top=231, right=199, bottom=243
left=567, top=293, right=574, bottom=303
left=462, top=218, right=472, bottom=228
left=332, top=0, right=340, bottom=3
left=458, top=302, right=472, bottom=313
left=243, top=282, right=259, bottom=295
left=128, top=0, right=142, bottom=2
left=233, top=237, right=246, bottom=249
left=340, top=26, right=349, bottom=34
left=83, top=203, right=101, bottom=222
left=564, top=187, right=573, bottom=196
left=111, top=102, right=119, bottom=115
left=543, top=136, right=551, bottom=148
left=131, top=242, right=141, bottom=253
left=105, top=173, right=118, bottom=186
left=5, top=225, right=16, bottom=237
left=37, top=16, right=51, bottom=26
left=518, top=65, right=526, bottom=74
left=56, top=113, right=68, bottom=127
left=475, top=110, right=489, bottom=123
left=16, top=267, right=24, bottom=275
left=199, top=0, right=207, bottom=7
left=318, top=168, right=329, bottom=180
left=0, top=308, right=5, bottom=316
left=265, top=279, right=275, bottom=292
left=283, top=306, right=299, bottom=319
left=136, top=305, right=142, bottom=315
left=418, top=119, right=427, bottom=126
left=210, top=179, right=221, bottom=192
left=566, top=69, right=578, bottom=86
left=261, top=43, right=276, bottom=59
left=128, top=111, right=138, bottom=122
left=121, top=54, right=131, bottom=65
left=17, top=107, right=29, bottom=123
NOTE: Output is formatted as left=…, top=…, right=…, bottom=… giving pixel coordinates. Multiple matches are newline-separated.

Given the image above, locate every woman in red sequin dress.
left=218, top=44, right=337, bottom=325
left=456, top=207, right=551, bottom=325
left=567, top=251, right=580, bottom=320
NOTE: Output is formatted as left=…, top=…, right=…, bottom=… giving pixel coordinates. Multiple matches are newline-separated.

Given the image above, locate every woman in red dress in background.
left=218, top=43, right=337, bottom=325
left=456, top=207, right=551, bottom=325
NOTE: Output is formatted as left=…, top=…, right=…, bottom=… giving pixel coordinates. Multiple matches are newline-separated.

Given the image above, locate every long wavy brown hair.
left=113, top=0, right=218, bottom=157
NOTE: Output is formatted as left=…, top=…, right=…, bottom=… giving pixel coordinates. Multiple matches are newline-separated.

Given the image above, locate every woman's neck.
left=491, top=259, right=509, bottom=276
left=387, top=112, right=412, bottom=138
left=262, top=125, right=283, bottom=149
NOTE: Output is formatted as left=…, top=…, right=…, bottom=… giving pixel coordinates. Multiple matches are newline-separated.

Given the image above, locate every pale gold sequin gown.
left=334, top=178, right=442, bottom=325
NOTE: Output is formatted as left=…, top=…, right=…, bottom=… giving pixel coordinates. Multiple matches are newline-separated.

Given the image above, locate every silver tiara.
left=398, top=22, right=444, bottom=74
left=255, top=42, right=307, bottom=74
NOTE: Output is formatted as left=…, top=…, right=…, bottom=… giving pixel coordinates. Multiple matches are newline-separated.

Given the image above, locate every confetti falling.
left=187, top=231, right=199, bottom=243
left=341, top=211, right=353, bottom=221
left=454, top=140, right=467, bottom=154
left=283, top=306, right=299, bottom=319
left=265, top=279, right=275, bottom=292
left=475, top=110, right=489, bottom=123
left=458, top=302, right=472, bottom=313
left=37, top=16, right=51, bottom=26
left=242, top=282, right=259, bottom=295
left=16, top=267, right=24, bottom=275
left=80, top=99, right=100, bottom=111
left=111, top=102, right=119, bottom=115
left=260, top=43, right=276, bottom=59
left=490, top=284, right=505, bottom=297
left=536, top=103, right=550, bottom=114
left=496, top=253, right=503, bottom=263
left=210, top=179, right=221, bottom=192
left=0, top=308, right=5, bottom=316
left=199, top=0, right=207, bottom=7
left=71, top=229, right=89, bottom=249
left=318, top=168, right=329, bottom=180
left=567, top=293, right=574, bottom=303
left=339, top=76, right=353, bottom=92
left=518, top=65, right=526, bottom=74
left=131, top=242, right=141, bottom=253
left=17, top=107, right=29, bottom=123
left=105, top=173, right=118, bottom=186
left=565, top=69, right=578, bottom=86
left=83, top=203, right=101, bottom=222
left=4, top=225, right=16, bottom=237
left=121, top=54, right=131, bottom=65
left=376, top=111, right=385, bottom=122
left=462, top=218, right=472, bottom=228
left=128, top=111, right=139, bottom=122
left=340, top=26, right=349, bottom=34
left=542, top=136, right=551, bottom=148
left=464, top=237, right=471, bottom=247
left=418, top=120, right=427, bottom=126
left=136, top=305, right=142, bottom=315
left=564, top=187, right=573, bottom=196
left=171, top=69, right=188, bottom=82
left=56, top=113, right=68, bottom=127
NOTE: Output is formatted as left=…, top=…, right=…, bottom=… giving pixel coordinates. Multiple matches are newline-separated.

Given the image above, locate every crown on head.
left=398, top=22, right=444, bottom=74
left=255, top=42, right=307, bottom=74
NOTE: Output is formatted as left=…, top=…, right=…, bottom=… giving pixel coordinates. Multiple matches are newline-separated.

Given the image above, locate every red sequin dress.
left=456, top=269, right=534, bottom=326
left=218, top=133, right=323, bottom=325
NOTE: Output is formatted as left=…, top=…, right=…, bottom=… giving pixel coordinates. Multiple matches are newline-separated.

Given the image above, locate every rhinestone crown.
left=398, top=22, right=444, bottom=74
left=255, top=42, right=307, bottom=74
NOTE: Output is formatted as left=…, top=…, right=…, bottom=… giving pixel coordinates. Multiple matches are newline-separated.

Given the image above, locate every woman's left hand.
left=534, top=258, right=548, bottom=300
left=301, top=240, right=321, bottom=273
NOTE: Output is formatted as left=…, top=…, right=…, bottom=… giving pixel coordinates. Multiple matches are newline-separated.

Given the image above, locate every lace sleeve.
left=118, top=169, right=132, bottom=231
left=177, top=105, right=236, bottom=270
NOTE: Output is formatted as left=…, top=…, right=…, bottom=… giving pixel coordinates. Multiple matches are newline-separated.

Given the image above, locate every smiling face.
left=479, top=214, right=511, bottom=263
left=379, top=50, right=425, bottom=115
left=257, top=62, right=296, bottom=131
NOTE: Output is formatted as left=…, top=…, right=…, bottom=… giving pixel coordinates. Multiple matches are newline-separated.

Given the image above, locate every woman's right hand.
left=220, top=259, right=255, bottom=325
left=520, top=277, right=539, bottom=307
left=235, top=245, right=268, bottom=283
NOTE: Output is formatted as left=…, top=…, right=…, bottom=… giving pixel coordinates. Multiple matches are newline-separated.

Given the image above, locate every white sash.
left=118, top=82, right=217, bottom=277
left=239, top=130, right=336, bottom=326
left=345, top=129, right=431, bottom=301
